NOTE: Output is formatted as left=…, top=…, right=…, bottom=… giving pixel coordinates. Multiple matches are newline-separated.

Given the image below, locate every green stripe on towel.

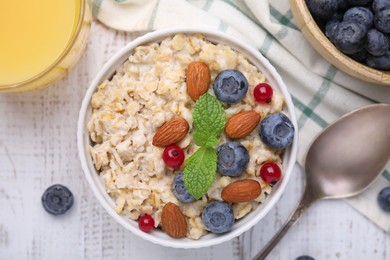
left=202, top=0, right=214, bottom=11
left=221, top=0, right=262, bottom=27
left=297, top=66, right=337, bottom=128
left=259, top=34, right=273, bottom=54
left=218, top=21, right=228, bottom=32
left=274, top=27, right=289, bottom=40
left=292, top=95, right=328, bottom=128
left=147, top=0, right=161, bottom=30
left=382, top=170, right=390, bottom=182
left=93, top=0, right=103, bottom=17
left=269, top=5, right=298, bottom=30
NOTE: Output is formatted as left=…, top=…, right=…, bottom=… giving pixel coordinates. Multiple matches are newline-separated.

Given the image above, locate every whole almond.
left=152, top=117, right=189, bottom=147
left=221, top=179, right=261, bottom=203
left=161, top=202, right=187, bottom=238
left=186, top=61, right=210, bottom=101
left=225, top=111, right=261, bottom=139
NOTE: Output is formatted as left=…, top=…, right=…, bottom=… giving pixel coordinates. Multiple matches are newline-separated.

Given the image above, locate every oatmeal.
left=87, top=33, right=290, bottom=239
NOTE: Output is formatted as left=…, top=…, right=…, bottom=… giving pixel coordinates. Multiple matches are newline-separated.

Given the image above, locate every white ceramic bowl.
left=77, top=27, right=298, bottom=249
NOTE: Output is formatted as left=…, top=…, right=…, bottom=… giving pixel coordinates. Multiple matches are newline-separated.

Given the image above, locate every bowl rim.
left=77, top=27, right=298, bottom=249
left=290, top=0, right=390, bottom=86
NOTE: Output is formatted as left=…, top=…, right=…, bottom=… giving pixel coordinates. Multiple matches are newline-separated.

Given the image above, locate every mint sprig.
left=183, top=93, right=226, bottom=199
left=192, top=93, right=226, bottom=147
left=193, top=131, right=219, bottom=147
left=183, top=147, right=217, bottom=199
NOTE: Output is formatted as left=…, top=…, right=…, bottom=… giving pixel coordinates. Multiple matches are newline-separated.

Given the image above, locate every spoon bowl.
left=255, top=103, right=390, bottom=259
left=305, top=104, right=390, bottom=199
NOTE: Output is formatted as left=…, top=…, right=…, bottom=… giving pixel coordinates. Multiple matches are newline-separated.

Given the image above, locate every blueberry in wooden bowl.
left=290, top=0, right=390, bottom=85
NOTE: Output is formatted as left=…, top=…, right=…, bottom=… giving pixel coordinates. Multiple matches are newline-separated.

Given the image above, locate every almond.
left=161, top=202, right=187, bottom=238
left=152, top=117, right=189, bottom=147
left=186, top=61, right=210, bottom=101
left=225, top=110, right=261, bottom=139
left=221, top=179, right=261, bottom=203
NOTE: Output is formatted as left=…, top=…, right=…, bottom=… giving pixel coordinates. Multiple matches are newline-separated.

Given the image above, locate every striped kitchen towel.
left=93, top=0, right=390, bottom=231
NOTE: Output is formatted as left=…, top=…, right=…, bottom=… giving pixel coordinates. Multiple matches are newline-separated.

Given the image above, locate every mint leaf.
left=183, top=147, right=217, bottom=199
left=183, top=93, right=225, bottom=199
left=193, top=130, right=219, bottom=147
left=193, top=93, right=225, bottom=146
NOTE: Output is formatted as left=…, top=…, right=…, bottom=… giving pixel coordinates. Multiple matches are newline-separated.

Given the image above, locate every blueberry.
left=217, top=142, right=249, bottom=177
left=295, top=256, right=315, bottom=260
left=325, top=20, right=340, bottom=42
left=333, top=21, right=367, bottom=54
left=41, top=184, right=74, bottom=215
left=171, top=172, right=196, bottom=203
left=375, top=9, right=390, bottom=33
left=344, top=7, right=374, bottom=30
left=366, top=51, right=390, bottom=69
left=347, top=0, right=371, bottom=5
left=202, top=201, right=234, bottom=234
left=306, top=0, right=339, bottom=19
left=330, top=12, right=344, bottom=21
left=372, top=0, right=390, bottom=13
left=213, top=70, right=248, bottom=104
left=259, top=113, right=295, bottom=150
left=366, top=29, right=389, bottom=56
left=338, top=0, right=350, bottom=11
left=377, top=186, right=390, bottom=211
left=349, top=49, right=368, bottom=61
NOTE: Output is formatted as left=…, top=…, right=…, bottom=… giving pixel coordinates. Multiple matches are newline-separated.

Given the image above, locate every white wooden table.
left=1, top=21, right=389, bottom=260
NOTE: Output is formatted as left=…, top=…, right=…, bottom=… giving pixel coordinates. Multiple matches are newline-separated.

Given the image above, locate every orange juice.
left=0, top=0, right=90, bottom=91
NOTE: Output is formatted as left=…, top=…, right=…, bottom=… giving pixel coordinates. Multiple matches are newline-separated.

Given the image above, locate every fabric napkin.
left=92, top=0, right=390, bottom=231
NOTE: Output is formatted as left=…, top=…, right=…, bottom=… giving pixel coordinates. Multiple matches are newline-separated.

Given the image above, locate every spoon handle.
left=253, top=189, right=316, bottom=260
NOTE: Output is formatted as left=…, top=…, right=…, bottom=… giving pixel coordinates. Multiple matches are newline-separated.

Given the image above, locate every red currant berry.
left=138, top=214, right=155, bottom=233
left=254, top=83, right=273, bottom=104
left=162, top=145, right=185, bottom=169
left=259, top=162, right=281, bottom=184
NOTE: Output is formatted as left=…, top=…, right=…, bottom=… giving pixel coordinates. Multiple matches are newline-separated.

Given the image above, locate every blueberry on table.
left=343, top=7, right=374, bottom=30
left=171, top=172, right=196, bottom=203
left=306, top=0, right=339, bottom=20
left=377, top=186, right=390, bottom=211
left=375, top=9, right=390, bottom=33
left=202, top=201, right=234, bottom=234
left=41, top=184, right=74, bottom=215
left=366, top=51, right=390, bottom=69
left=259, top=113, right=295, bottom=150
left=366, top=28, right=389, bottom=56
left=213, top=70, right=248, bottom=104
left=372, top=0, right=390, bottom=13
left=217, top=142, right=249, bottom=177
left=295, top=256, right=315, bottom=260
left=333, top=21, right=367, bottom=54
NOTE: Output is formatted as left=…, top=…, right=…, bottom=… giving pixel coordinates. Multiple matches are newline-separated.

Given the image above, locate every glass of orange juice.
left=0, top=0, right=91, bottom=92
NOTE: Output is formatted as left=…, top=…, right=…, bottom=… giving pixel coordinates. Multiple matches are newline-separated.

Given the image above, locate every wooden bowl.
left=290, top=0, right=390, bottom=86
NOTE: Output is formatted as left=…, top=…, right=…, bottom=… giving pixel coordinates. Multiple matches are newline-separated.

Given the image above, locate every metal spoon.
left=254, top=103, right=390, bottom=260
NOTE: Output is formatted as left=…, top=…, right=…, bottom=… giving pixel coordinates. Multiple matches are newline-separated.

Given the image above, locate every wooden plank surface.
left=0, top=21, right=389, bottom=260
